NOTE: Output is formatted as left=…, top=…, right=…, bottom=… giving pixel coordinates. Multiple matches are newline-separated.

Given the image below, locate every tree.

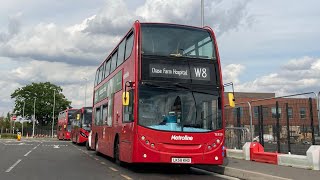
left=0, top=112, right=11, bottom=133
left=11, top=82, right=72, bottom=126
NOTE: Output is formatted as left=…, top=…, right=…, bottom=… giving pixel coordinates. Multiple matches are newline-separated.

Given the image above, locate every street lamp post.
left=83, top=77, right=88, bottom=107
left=32, top=97, right=36, bottom=137
left=201, top=0, right=204, bottom=27
left=22, top=100, right=25, bottom=136
left=52, top=90, right=56, bottom=138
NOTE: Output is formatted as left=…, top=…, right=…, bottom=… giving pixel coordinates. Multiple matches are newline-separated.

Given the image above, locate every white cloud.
left=0, top=59, right=96, bottom=115
left=222, top=64, right=245, bottom=84
left=0, top=0, right=252, bottom=67
left=234, top=56, right=320, bottom=95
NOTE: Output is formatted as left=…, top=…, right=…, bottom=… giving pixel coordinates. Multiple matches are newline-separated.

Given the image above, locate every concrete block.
left=278, top=154, right=311, bottom=169
left=243, top=142, right=251, bottom=160
left=226, top=149, right=244, bottom=159
left=306, top=145, right=320, bottom=170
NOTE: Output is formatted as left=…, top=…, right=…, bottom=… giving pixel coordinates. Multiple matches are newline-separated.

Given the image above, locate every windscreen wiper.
left=142, top=82, right=161, bottom=87
left=183, top=124, right=201, bottom=128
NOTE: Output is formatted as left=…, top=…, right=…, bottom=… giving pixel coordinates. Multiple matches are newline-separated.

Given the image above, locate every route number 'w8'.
left=194, top=68, right=207, bottom=78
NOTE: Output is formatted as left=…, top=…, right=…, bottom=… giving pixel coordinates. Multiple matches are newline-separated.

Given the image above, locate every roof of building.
left=224, top=92, right=275, bottom=99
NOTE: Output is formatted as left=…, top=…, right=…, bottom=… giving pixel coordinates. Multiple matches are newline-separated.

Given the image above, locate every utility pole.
left=32, top=97, right=36, bottom=137
left=52, top=90, right=56, bottom=138
left=201, top=0, right=204, bottom=27
left=83, top=77, right=88, bottom=107
left=22, top=100, right=25, bottom=136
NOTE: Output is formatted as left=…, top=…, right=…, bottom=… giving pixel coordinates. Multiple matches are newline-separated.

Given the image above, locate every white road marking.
left=223, top=166, right=292, bottom=180
left=24, top=150, right=32, bottom=157
left=120, top=174, right=133, bottom=180
left=94, top=158, right=99, bottom=161
left=109, top=167, right=119, bottom=172
left=101, top=162, right=106, bottom=165
left=53, top=145, right=60, bottom=149
left=24, top=143, right=41, bottom=156
left=4, top=143, right=33, bottom=146
left=191, top=167, right=240, bottom=180
left=5, top=159, right=22, bottom=173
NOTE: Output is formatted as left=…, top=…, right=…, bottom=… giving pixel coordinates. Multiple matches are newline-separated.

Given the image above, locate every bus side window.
left=94, top=70, right=99, bottom=86
left=117, top=40, right=126, bottom=66
left=124, top=32, right=134, bottom=61
left=95, top=107, right=101, bottom=126
left=101, top=61, right=106, bottom=80
left=110, top=51, right=118, bottom=73
left=102, top=104, right=109, bottom=126
left=105, top=60, right=111, bottom=77
left=123, top=90, right=134, bottom=123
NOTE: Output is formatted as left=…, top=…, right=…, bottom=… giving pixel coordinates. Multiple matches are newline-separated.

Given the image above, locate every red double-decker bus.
left=57, top=108, right=77, bottom=140
left=70, top=107, right=93, bottom=144
left=91, top=21, right=225, bottom=165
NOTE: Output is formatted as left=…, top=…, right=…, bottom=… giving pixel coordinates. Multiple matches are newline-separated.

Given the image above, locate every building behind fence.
left=224, top=92, right=319, bottom=155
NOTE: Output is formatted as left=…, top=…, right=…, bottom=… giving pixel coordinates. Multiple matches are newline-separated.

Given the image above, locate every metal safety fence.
left=225, top=92, right=320, bottom=155
left=225, top=127, right=251, bottom=150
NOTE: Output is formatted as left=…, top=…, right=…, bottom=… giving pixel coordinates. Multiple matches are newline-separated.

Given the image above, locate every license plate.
left=171, top=158, right=192, bottom=164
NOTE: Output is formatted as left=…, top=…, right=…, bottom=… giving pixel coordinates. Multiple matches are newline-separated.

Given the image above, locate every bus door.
left=112, top=92, right=128, bottom=160
left=120, top=89, right=134, bottom=162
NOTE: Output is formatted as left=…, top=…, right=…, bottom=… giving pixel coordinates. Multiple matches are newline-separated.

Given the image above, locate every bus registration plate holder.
left=171, top=157, right=191, bottom=164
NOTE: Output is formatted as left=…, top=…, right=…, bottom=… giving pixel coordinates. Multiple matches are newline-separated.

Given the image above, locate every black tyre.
left=114, top=138, right=121, bottom=165
left=86, top=141, right=91, bottom=150
left=95, top=136, right=100, bottom=155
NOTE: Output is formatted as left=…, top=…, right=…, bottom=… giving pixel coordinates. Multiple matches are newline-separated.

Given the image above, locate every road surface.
left=0, top=139, right=238, bottom=180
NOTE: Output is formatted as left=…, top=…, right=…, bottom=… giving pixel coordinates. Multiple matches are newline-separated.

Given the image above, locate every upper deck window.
left=141, top=24, right=215, bottom=60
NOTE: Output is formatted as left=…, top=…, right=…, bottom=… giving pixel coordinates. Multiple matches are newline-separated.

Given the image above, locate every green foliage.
left=0, top=113, right=11, bottom=131
left=0, top=133, right=17, bottom=139
left=11, top=82, right=72, bottom=126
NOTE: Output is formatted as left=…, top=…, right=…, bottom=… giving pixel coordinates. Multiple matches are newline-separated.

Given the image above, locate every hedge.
left=0, top=133, right=17, bottom=139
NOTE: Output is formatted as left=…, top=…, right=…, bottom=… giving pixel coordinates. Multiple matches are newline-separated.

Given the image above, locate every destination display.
left=149, top=64, right=211, bottom=81
left=141, top=57, right=218, bottom=85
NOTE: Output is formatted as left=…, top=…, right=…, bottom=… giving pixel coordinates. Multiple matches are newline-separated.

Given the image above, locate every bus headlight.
left=212, top=143, right=217, bottom=148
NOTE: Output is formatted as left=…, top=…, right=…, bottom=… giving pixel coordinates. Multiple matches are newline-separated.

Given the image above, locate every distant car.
left=86, top=131, right=92, bottom=150
left=253, top=134, right=274, bottom=143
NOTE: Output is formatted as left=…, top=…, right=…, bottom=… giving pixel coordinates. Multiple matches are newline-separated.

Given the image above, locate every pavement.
left=197, top=157, right=320, bottom=180
left=0, top=138, right=238, bottom=180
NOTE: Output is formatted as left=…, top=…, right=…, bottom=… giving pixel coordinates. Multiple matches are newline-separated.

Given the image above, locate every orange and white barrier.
left=225, top=142, right=320, bottom=170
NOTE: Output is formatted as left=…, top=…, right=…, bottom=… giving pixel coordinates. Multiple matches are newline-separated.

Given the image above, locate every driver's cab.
left=161, top=96, right=182, bottom=125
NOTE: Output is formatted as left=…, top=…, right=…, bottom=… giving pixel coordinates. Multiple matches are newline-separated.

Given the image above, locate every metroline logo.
left=171, top=135, right=193, bottom=141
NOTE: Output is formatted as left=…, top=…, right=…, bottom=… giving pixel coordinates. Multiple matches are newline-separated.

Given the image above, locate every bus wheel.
left=95, top=136, right=100, bottom=155
left=114, top=138, right=121, bottom=165
left=86, top=141, right=91, bottom=150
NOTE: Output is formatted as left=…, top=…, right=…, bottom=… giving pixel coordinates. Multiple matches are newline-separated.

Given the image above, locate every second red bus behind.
left=70, top=107, right=93, bottom=144
left=57, top=108, right=78, bottom=140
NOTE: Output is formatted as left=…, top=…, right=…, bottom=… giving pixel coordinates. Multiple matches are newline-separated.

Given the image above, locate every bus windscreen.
left=141, top=24, right=215, bottom=59
left=138, top=84, right=222, bottom=132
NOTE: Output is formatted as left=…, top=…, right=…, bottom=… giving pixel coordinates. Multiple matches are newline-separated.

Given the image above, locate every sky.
left=0, top=0, right=320, bottom=115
